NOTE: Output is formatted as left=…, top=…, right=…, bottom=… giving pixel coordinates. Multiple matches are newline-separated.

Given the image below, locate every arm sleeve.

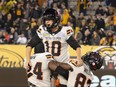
left=26, top=34, right=42, bottom=48
left=67, top=36, right=81, bottom=50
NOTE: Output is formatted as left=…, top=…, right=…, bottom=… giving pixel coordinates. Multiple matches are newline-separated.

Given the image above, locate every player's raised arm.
left=67, top=35, right=83, bottom=66
left=25, top=34, right=42, bottom=70
left=76, top=47, right=83, bottom=66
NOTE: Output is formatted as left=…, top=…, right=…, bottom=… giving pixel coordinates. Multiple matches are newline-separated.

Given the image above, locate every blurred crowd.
left=0, top=0, right=116, bottom=46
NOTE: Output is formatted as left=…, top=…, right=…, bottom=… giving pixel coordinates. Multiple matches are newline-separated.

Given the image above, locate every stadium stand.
left=0, top=0, right=115, bottom=46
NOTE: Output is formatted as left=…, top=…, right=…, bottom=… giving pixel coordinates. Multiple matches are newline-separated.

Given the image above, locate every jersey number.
left=33, top=62, right=43, bottom=80
left=45, top=41, right=61, bottom=56
left=74, top=73, right=91, bottom=87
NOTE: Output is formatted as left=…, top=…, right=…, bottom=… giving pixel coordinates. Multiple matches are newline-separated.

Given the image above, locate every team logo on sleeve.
left=67, top=29, right=73, bottom=35
left=37, top=28, right=42, bottom=33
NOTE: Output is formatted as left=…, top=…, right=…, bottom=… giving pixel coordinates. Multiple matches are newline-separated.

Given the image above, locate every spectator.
left=30, top=18, right=37, bottom=37
left=91, top=31, right=100, bottom=45
left=13, top=18, right=21, bottom=34
left=95, top=14, right=105, bottom=31
left=89, top=19, right=97, bottom=33
left=77, top=0, right=87, bottom=15
left=100, top=30, right=113, bottom=45
left=9, top=27, right=18, bottom=44
left=4, top=13, right=13, bottom=33
left=20, top=18, right=30, bottom=39
left=83, top=29, right=92, bottom=45
left=41, top=2, right=47, bottom=14
left=77, top=12, right=85, bottom=26
left=3, top=31, right=10, bottom=44
left=0, top=0, right=4, bottom=7
left=97, top=28, right=106, bottom=39
left=47, top=0, right=53, bottom=8
left=24, top=3, right=31, bottom=19
left=105, top=16, right=112, bottom=27
left=1, top=10, right=7, bottom=29
left=16, top=33, right=27, bottom=44
left=60, top=2, right=66, bottom=14
left=79, top=19, right=90, bottom=43
left=106, top=0, right=116, bottom=14
left=61, top=9, right=70, bottom=25
left=113, top=13, right=116, bottom=29
left=103, top=7, right=110, bottom=17
left=95, top=5, right=104, bottom=16
left=15, top=3, right=24, bottom=19
left=0, top=0, right=115, bottom=46
left=105, top=16, right=115, bottom=32
left=110, top=33, right=116, bottom=46
left=62, top=0, right=68, bottom=8
left=87, top=15, right=93, bottom=24
left=30, top=3, right=42, bottom=19
left=74, top=30, right=83, bottom=44
left=0, top=30, right=4, bottom=44
left=68, top=10, right=77, bottom=30
left=0, top=13, right=4, bottom=29
left=52, top=2, right=61, bottom=15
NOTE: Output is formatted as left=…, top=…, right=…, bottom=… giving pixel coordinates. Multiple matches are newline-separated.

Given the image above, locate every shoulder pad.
left=62, top=26, right=74, bottom=35
left=37, top=25, right=45, bottom=33
left=66, top=28, right=73, bottom=35
left=62, top=26, right=74, bottom=40
left=37, top=28, right=42, bottom=33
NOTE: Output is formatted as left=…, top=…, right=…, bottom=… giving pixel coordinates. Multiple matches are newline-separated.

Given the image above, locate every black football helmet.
left=82, top=52, right=103, bottom=71
left=42, top=8, right=60, bottom=32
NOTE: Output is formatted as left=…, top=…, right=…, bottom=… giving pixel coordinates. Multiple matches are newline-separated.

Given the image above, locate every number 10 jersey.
left=37, top=25, right=74, bottom=63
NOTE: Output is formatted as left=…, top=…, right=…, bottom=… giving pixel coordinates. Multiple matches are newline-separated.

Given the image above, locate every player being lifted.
left=26, top=52, right=72, bottom=87
left=27, top=52, right=53, bottom=87
left=26, top=51, right=103, bottom=87
left=25, top=8, right=83, bottom=68
left=67, top=52, right=103, bottom=87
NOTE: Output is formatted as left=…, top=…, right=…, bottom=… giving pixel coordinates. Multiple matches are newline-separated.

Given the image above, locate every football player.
left=67, top=52, right=103, bottom=87
left=26, top=52, right=72, bottom=87
left=27, top=52, right=53, bottom=87
left=25, top=8, right=83, bottom=66
left=25, top=8, right=83, bottom=86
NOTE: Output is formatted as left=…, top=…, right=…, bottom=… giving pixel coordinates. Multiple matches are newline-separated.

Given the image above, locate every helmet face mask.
left=42, top=8, right=60, bottom=33
left=82, top=52, right=103, bottom=71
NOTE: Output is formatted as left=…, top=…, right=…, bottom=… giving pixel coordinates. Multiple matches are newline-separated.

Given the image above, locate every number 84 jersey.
left=28, top=52, right=54, bottom=87
left=37, top=25, right=74, bottom=63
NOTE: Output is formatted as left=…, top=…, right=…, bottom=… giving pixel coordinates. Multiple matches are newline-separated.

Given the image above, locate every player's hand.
left=70, top=59, right=83, bottom=67
left=24, top=60, right=32, bottom=71
left=76, top=59, right=83, bottom=67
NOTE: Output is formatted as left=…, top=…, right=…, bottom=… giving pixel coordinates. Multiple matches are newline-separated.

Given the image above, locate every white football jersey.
left=28, top=52, right=54, bottom=87
left=67, top=63, right=94, bottom=87
left=36, top=25, right=74, bottom=63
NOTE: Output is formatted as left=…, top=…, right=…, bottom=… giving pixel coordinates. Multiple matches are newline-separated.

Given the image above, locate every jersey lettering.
left=67, top=29, right=73, bottom=34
